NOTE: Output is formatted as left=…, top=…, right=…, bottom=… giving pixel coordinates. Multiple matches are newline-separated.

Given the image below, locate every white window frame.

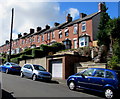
left=37, top=36, right=40, bottom=42
left=52, top=32, right=55, bottom=39
left=81, top=21, right=86, bottom=32
left=47, top=33, right=50, bottom=40
left=59, top=31, right=62, bottom=38
left=65, top=28, right=69, bottom=37
left=41, top=34, right=44, bottom=41
left=73, top=24, right=78, bottom=34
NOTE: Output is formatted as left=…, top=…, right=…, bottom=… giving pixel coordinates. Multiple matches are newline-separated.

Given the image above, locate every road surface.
left=1, top=72, right=104, bottom=98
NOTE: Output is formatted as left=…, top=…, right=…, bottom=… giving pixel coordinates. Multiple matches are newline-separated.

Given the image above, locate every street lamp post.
left=9, top=8, right=14, bottom=62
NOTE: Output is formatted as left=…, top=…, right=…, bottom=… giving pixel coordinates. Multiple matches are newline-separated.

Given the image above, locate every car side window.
left=6, top=63, right=10, bottom=65
left=27, top=65, right=32, bottom=70
left=82, top=69, right=94, bottom=76
left=24, top=65, right=28, bottom=68
left=94, top=70, right=104, bottom=78
left=106, top=71, right=114, bottom=79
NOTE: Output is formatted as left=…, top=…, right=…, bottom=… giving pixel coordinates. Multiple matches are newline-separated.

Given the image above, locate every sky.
left=0, top=0, right=119, bottom=46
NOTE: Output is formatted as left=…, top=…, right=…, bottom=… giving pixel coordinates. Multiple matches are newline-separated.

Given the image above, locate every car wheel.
left=5, top=69, right=9, bottom=74
left=20, top=72, right=24, bottom=78
left=105, top=88, right=114, bottom=99
left=69, top=81, right=76, bottom=90
left=32, top=74, right=37, bottom=81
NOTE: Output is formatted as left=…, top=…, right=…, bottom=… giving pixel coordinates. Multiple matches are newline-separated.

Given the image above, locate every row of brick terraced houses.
left=0, top=3, right=104, bottom=55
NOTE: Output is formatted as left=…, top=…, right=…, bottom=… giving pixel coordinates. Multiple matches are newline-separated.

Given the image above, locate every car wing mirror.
left=30, top=68, right=33, bottom=71
left=81, top=74, right=85, bottom=78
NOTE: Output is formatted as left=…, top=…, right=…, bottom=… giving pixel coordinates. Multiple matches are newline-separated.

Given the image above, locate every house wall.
left=92, top=13, right=100, bottom=41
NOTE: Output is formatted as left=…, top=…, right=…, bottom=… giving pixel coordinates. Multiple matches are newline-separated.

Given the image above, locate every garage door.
left=52, top=60, right=62, bottom=78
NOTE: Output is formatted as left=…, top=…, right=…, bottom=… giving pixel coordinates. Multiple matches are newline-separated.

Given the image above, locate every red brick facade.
left=0, top=3, right=103, bottom=55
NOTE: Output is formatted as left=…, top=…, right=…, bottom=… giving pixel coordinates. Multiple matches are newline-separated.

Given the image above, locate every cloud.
left=68, top=8, right=79, bottom=19
left=0, top=0, right=63, bottom=46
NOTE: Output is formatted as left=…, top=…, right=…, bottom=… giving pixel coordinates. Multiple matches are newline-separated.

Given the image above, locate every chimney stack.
left=54, top=22, right=60, bottom=27
left=45, top=25, right=50, bottom=29
left=66, top=14, right=72, bottom=22
left=5, top=40, right=9, bottom=44
left=37, top=27, right=42, bottom=32
left=98, top=2, right=104, bottom=12
left=18, top=33, right=22, bottom=38
left=23, top=33, right=27, bottom=36
left=80, top=13, right=87, bottom=18
left=30, top=28, right=34, bottom=34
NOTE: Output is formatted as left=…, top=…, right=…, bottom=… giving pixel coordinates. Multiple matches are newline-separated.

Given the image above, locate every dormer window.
left=81, top=21, right=86, bottom=32
left=65, top=28, right=69, bottom=37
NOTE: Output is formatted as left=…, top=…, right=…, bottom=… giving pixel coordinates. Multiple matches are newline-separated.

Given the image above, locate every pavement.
left=52, top=78, right=67, bottom=85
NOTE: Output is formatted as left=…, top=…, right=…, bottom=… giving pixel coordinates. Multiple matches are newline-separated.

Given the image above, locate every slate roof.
left=0, top=12, right=100, bottom=47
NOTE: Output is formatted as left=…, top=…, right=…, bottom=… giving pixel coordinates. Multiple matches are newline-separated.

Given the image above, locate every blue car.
left=67, top=68, right=120, bottom=99
left=20, top=64, right=52, bottom=81
left=0, top=62, right=21, bottom=74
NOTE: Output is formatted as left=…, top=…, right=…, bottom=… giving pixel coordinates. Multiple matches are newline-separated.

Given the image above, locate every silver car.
left=20, top=64, right=52, bottom=81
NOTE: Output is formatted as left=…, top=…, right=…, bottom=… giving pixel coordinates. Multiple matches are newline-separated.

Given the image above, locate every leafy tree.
left=107, top=17, right=120, bottom=41
left=107, top=17, right=120, bottom=69
left=97, top=2, right=111, bottom=49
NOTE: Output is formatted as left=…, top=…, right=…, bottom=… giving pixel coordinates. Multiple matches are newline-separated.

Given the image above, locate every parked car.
left=67, top=68, right=120, bottom=99
left=0, top=62, right=21, bottom=74
left=20, top=64, right=52, bottom=81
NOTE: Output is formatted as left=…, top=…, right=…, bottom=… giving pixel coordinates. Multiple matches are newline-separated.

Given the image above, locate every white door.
left=74, top=40, right=77, bottom=49
left=52, top=61, right=62, bottom=78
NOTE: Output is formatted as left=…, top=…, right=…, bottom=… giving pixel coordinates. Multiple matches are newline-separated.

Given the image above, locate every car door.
left=104, top=70, right=116, bottom=89
left=22, top=65, right=28, bottom=76
left=76, top=68, right=95, bottom=89
left=26, top=65, right=33, bottom=78
left=89, top=69, right=105, bottom=91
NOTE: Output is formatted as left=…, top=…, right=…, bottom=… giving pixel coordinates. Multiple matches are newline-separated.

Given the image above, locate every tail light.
left=10, top=66, right=15, bottom=68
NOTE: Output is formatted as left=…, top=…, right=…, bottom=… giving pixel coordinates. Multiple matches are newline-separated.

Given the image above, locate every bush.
left=32, top=49, right=44, bottom=58
left=51, top=42, right=65, bottom=52
left=11, top=57, right=19, bottom=64
left=108, top=56, right=120, bottom=69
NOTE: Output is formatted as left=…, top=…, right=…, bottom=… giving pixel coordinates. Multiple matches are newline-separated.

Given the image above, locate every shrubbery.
left=10, top=42, right=65, bottom=63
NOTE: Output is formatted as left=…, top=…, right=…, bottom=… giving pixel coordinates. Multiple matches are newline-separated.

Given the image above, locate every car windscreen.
left=33, top=65, right=46, bottom=71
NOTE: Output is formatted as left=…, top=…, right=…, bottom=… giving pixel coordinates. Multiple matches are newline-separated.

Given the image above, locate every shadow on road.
left=38, top=79, right=59, bottom=84
left=75, top=88, right=105, bottom=98
left=2, top=89, right=15, bottom=99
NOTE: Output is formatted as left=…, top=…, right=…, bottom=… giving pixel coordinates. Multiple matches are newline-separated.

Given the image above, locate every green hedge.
left=10, top=42, right=65, bottom=62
